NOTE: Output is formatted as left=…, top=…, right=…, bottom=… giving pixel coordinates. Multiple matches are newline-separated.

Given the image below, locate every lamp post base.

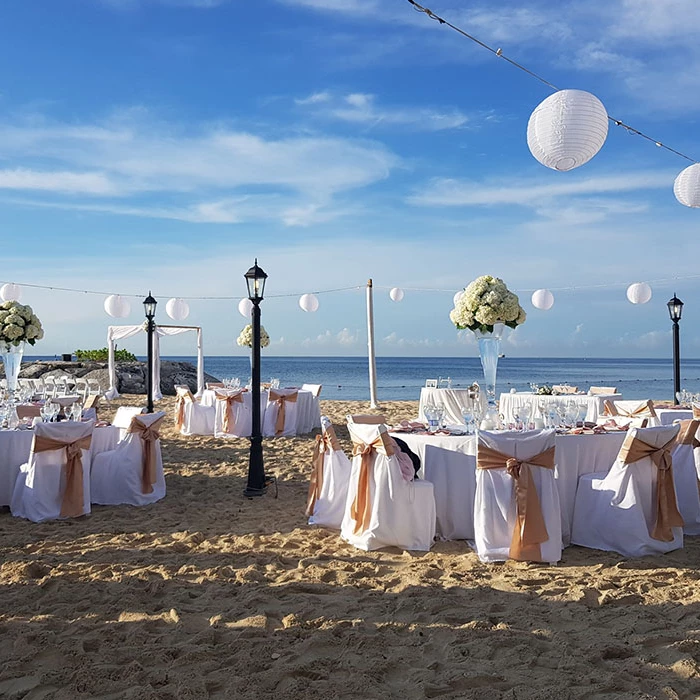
left=243, top=485, right=267, bottom=498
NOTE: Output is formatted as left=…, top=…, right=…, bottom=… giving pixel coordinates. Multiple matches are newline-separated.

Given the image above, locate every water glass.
left=270, top=377, right=280, bottom=390
left=520, top=403, right=532, bottom=431
left=460, top=406, right=474, bottom=435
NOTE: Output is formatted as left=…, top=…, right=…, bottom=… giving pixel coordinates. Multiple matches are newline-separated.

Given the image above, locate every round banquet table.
left=418, top=388, right=487, bottom=426
left=0, top=424, right=120, bottom=507
left=200, top=388, right=321, bottom=435
left=390, top=429, right=627, bottom=545
left=499, top=392, right=622, bottom=425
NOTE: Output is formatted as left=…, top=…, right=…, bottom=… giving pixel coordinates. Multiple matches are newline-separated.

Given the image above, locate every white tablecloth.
left=391, top=430, right=627, bottom=545
left=657, top=409, right=693, bottom=425
left=201, top=388, right=321, bottom=435
left=0, top=424, right=121, bottom=507
left=499, top=392, right=622, bottom=425
left=418, top=388, right=487, bottom=425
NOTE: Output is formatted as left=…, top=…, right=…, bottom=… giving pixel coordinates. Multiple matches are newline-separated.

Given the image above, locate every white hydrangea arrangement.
left=0, top=301, right=44, bottom=347
left=450, top=275, right=526, bottom=333
left=237, top=323, right=270, bottom=348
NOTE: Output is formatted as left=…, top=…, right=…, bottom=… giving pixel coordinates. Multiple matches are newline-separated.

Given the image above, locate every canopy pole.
left=366, top=279, right=378, bottom=408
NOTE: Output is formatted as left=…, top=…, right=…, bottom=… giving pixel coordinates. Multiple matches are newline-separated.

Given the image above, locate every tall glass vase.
left=0, top=341, right=25, bottom=404
left=473, top=323, right=504, bottom=428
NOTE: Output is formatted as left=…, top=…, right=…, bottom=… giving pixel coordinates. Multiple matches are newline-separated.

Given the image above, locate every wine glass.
left=512, top=410, right=521, bottom=432
left=520, top=403, right=532, bottom=431
left=40, top=403, right=51, bottom=422
left=460, top=405, right=474, bottom=435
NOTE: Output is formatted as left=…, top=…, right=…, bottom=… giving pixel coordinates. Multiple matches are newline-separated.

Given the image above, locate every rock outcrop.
left=3, top=360, right=218, bottom=396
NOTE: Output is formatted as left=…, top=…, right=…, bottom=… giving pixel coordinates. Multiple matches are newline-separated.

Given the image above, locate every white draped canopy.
left=105, top=324, right=204, bottom=401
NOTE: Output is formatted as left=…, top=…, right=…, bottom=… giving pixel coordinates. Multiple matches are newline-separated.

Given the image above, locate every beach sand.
left=2, top=397, right=700, bottom=699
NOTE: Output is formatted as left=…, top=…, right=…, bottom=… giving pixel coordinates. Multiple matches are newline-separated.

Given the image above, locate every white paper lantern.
left=453, top=290, right=464, bottom=305
left=104, top=294, right=131, bottom=318
left=531, top=289, right=555, bottom=310
left=626, top=282, right=652, bottom=305
left=299, top=293, right=320, bottom=313
left=389, top=287, right=404, bottom=303
left=238, top=298, right=253, bottom=318
left=527, top=89, right=609, bottom=171
left=166, top=297, right=190, bottom=321
left=0, top=283, right=22, bottom=302
left=674, top=163, right=700, bottom=208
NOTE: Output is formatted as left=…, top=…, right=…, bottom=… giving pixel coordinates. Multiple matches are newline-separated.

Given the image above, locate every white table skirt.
left=392, top=430, right=627, bottom=545
left=499, top=392, right=622, bottom=425
left=0, top=424, right=120, bottom=507
left=201, top=388, right=321, bottom=435
left=419, top=388, right=487, bottom=425
left=657, top=408, right=693, bottom=425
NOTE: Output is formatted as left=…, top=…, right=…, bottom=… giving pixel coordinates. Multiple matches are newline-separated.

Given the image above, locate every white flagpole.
left=366, top=279, right=378, bottom=408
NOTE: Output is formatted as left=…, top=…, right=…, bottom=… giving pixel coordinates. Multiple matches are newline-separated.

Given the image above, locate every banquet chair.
left=340, top=422, right=435, bottom=551
left=670, top=420, right=700, bottom=535
left=602, top=399, right=659, bottom=428
left=214, top=388, right=251, bottom=438
left=571, top=424, right=683, bottom=557
left=346, top=414, right=388, bottom=425
left=475, top=429, right=562, bottom=564
left=91, top=412, right=166, bottom=506
left=43, top=377, right=57, bottom=399
left=589, top=386, right=617, bottom=395
left=301, top=383, right=322, bottom=398
left=54, top=376, right=70, bottom=397
left=306, top=418, right=351, bottom=529
left=262, top=388, right=299, bottom=437
left=692, top=402, right=700, bottom=420
left=74, top=379, right=89, bottom=401
left=10, top=420, right=95, bottom=522
left=175, top=386, right=214, bottom=436
left=206, top=382, right=224, bottom=390
left=87, top=378, right=102, bottom=398
left=113, top=406, right=146, bottom=429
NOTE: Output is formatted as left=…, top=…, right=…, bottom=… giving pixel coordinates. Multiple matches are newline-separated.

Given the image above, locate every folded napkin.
left=393, top=420, right=427, bottom=433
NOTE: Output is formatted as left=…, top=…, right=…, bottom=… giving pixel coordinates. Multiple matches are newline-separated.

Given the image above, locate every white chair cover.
left=301, top=383, right=322, bottom=398
left=571, top=424, right=683, bottom=557
left=262, top=389, right=299, bottom=437
left=10, top=421, right=95, bottom=522
left=176, top=387, right=214, bottom=436
left=340, top=422, right=435, bottom=551
left=91, top=412, right=166, bottom=506
left=601, top=399, right=660, bottom=428
left=671, top=420, right=700, bottom=536
left=475, top=429, right=562, bottom=564
left=214, top=389, right=255, bottom=438
left=307, top=420, right=351, bottom=530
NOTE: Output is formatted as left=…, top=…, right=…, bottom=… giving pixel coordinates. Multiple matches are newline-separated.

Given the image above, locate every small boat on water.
left=498, top=353, right=506, bottom=358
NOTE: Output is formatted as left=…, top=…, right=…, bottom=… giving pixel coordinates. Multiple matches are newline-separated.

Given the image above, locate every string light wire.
left=406, top=0, right=698, bottom=164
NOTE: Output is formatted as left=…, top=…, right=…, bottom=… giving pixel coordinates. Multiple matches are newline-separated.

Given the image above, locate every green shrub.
left=74, top=347, right=137, bottom=362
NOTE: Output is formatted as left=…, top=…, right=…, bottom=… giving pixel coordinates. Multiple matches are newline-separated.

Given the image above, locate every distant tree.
left=74, top=347, right=137, bottom=362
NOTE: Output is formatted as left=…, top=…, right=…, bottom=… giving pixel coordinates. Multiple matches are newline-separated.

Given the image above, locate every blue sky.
left=2, top=0, right=700, bottom=358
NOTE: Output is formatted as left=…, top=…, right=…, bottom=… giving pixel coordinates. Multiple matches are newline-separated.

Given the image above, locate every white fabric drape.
left=106, top=324, right=204, bottom=400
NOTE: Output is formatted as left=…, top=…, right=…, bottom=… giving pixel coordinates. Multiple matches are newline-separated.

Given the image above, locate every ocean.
left=154, top=356, right=698, bottom=402
left=27, top=355, right=698, bottom=402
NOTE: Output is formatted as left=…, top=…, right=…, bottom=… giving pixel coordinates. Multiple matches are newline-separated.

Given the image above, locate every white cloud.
left=297, top=91, right=470, bottom=131
left=0, top=169, right=117, bottom=195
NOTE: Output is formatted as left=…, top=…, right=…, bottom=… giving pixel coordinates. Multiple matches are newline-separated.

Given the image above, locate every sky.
left=2, top=0, right=700, bottom=358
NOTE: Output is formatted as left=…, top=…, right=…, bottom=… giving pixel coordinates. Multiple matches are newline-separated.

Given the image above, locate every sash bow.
left=215, top=389, right=245, bottom=434
left=305, top=426, right=341, bottom=517
left=349, top=432, right=395, bottom=535
left=33, top=432, right=92, bottom=518
left=174, top=389, right=194, bottom=431
left=604, top=400, right=656, bottom=419
left=477, top=444, right=555, bottom=561
left=619, top=434, right=683, bottom=541
left=269, top=390, right=298, bottom=436
left=128, top=415, right=165, bottom=494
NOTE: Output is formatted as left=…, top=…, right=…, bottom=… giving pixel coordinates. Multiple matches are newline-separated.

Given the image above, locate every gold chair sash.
left=305, top=425, right=341, bottom=517
left=692, top=404, right=700, bottom=420
left=215, top=390, right=245, bottom=434
left=174, top=389, right=194, bottom=431
left=128, top=415, right=165, bottom=494
left=33, top=433, right=92, bottom=518
left=477, top=444, right=555, bottom=562
left=349, top=432, right=395, bottom=535
left=604, top=399, right=657, bottom=418
left=269, top=390, right=298, bottom=436
left=618, top=434, right=683, bottom=541
left=677, top=419, right=700, bottom=449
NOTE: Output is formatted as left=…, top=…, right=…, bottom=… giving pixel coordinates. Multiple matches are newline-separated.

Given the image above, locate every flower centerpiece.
left=237, top=323, right=270, bottom=349
left=450, top=276, right=526, bottom=426
left=0, top=301, right=44, bottom=401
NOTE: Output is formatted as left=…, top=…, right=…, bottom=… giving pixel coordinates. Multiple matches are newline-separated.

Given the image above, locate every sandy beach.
left=2, top=396, right=700, bottom=699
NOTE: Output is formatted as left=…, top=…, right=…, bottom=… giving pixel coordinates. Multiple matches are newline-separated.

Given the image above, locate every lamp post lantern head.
left=667, top=294, right=684, bottom=323
left=245, top=259, right=268, bottom=302
left=143, top=292, right=157, bottom=320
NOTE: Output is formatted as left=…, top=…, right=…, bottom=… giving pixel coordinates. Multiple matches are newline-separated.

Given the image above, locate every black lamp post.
left=244, top=260, right=268, bottom=497
left=667, top=294, right=684, bottom=405
left=143, top=292, right=157, bottom=414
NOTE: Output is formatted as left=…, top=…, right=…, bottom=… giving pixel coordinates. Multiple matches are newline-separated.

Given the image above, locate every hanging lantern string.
left=0, top=279, right=364, bottom=301
left=406, top=0, right=698, bottom=164
left=376, top=272, right=700, bottom=295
